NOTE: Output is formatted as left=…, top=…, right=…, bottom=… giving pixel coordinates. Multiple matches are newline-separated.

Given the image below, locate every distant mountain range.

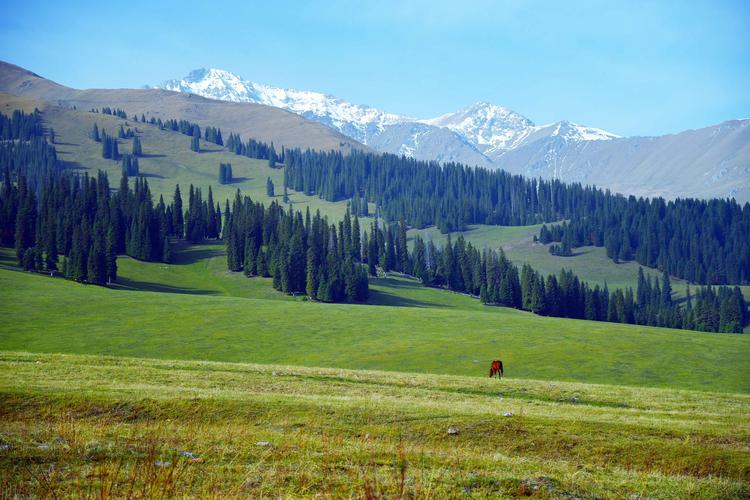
left=154, top=68, right=750, bottom=202
left=153, top=68, right=618, bottom=168
left=0, top=60, right=746, bottom=203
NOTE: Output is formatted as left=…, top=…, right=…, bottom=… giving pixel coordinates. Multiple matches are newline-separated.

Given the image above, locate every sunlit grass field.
left=1, top=352, right=748, bottom=497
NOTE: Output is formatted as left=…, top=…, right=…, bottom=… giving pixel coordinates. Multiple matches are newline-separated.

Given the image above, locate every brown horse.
left=489, top=359, right=504, bottom=379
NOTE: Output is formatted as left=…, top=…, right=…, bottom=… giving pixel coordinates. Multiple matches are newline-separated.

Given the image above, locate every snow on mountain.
left=157, top=68, right=404, bottom=145
left=538, top=120, right=619, bottom=142
left=422, top=101, right=534, bottom=153
left=153, top=68, right=618, bottom=165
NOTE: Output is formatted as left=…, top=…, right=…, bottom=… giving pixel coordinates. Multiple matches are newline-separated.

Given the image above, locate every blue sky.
left=1, top=0, right=748, bottom=136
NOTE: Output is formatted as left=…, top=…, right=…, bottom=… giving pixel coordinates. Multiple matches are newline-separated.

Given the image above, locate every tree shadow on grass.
left=112, top=277, right=219, bottom=296
left=171, top=243, right=225, bottom=265
left=59, top=160, right=89, bottom=171
left=367, top=278, right=453, bottom=308
left=366, top=288, right=448, bottom=308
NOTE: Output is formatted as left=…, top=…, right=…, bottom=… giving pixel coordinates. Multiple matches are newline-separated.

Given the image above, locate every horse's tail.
left=499, top=361, right=504, bottom=377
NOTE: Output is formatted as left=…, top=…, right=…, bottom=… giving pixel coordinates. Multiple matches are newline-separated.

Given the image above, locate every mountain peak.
left=422, top=101, right=534, bottom=151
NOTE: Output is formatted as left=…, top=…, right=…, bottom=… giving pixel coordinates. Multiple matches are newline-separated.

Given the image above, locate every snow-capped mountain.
left=422, top=101, right=535, bottom=154
left=156, top=68, right=404, bottom=145
left=153, top=68, right=618, bottom=167
left=422, top=102, right=618, bottom=159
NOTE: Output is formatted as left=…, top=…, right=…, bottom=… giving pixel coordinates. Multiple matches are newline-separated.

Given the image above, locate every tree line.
left=3, top=108, right=745, bottom=329
left=537, top=195, right=750, bottom=285
left=0, top=109, right=44, bottom=141
left=226, top=133, right=283, bottom=167
left=370, top=224, right=747, bottom=333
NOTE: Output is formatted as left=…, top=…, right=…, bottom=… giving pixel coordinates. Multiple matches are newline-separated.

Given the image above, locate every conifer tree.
left=172, top=185, right=183, bottom=238
left=132, top=136, right=142, bottom=156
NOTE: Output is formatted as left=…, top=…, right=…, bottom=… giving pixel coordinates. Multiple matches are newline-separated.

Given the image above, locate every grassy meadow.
left=1, top=245, right=749, bottom=393
left=1, top=351, right=748, bottom=497
left=1, top=93, right=356, bottom=223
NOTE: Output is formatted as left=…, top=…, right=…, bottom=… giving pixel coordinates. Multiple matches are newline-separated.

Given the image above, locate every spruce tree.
left=132, top=136, right=142, bottom=156
left=172, top=185, right=183, bottom=237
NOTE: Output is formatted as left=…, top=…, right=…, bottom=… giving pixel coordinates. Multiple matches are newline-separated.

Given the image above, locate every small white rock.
left=503, top=412, right=514, bottom=417
left=447, top=427, right=460, bottom=435
left=256, top=441, right=272, bottom=447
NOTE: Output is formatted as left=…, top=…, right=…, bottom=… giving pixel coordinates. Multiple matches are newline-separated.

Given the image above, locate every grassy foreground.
left=0, top=351, right=748, bottom=498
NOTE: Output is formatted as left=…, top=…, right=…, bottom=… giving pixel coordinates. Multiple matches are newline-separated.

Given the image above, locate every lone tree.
left=266, top=177, right=274, bottom=197
left=218, top=163, right=233, bottom=184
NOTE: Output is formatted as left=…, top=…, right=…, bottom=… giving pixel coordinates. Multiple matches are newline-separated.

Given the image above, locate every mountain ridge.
left=154, top=68, right=618, bottom=167
left=154, top=67, right=750, bottom=202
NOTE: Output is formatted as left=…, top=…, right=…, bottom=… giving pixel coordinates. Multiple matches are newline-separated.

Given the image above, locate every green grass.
left=1, top=245, right=749, bottom=394
left=0, top=351, right=748, bottom=497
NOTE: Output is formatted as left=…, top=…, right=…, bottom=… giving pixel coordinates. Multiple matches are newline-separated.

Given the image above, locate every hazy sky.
left=1, top=0, right=748, bottom=136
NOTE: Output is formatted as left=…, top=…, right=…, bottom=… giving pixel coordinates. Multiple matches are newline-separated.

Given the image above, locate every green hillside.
left=1, top=351, right=748, bottom=497
left=1, top=93, right=355, bottom=222
left=1, top=245, right=748, bottom=393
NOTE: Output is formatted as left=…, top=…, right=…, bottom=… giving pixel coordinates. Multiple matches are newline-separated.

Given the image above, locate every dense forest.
left=224, top=136, right=750, bottom=286
left=224, top=196, right=369, bottom=303
left=538, top=199, right=750, bottom=284
left=404, top=232, right=747, bottom=333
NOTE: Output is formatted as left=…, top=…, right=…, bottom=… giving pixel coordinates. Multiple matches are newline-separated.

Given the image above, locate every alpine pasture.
left=1, top=96, right=749, bottom=498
